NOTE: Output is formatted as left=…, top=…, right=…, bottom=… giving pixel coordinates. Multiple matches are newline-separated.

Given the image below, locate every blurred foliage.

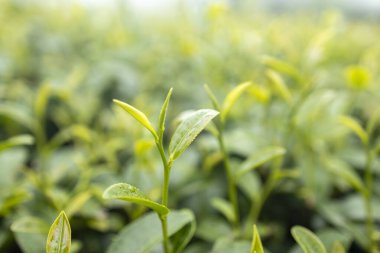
left=0, top=0, right=380, bottom=252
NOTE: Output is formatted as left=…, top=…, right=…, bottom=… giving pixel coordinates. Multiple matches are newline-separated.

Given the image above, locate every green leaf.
left=332, top=242, right=346, bottom=253
left=46, top=211, right=71, bottom=253
left=211, top=198, right=236, bottom=224
left=11, top=217, right=49, bottom=234
left=106, top=209, right=195, bottom=253
left=169, top=109, right=219, bottom=161
left=158, top=88, right=173, bottom=141
left=0, top=135, right=34, bottom=152
left=210, top=238, right=251, bottom=253
left=221, top=82, right=251, bottom=122
left=339, top=116, right=368, bottom=145
left=261, top=55, right=303, bottom=83
left=291, top=226, right=327, bottom=253
left=235, top=146, right=286, bottom=178
left=204, top=84, right=221, bottom=111
left=251, top=225, right=265, bottom=253
left=113, top=99, right=158, bottom=140
left=324, top=158, right=366, bottom=195
left=0, top=102, right=35, bottom=129
left=266, top=70, right=292, bottom=104
left=103, top=183, right=169, bottom=215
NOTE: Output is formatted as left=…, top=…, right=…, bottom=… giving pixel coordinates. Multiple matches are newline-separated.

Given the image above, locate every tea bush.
left=0, top=0, right=380, bottom=252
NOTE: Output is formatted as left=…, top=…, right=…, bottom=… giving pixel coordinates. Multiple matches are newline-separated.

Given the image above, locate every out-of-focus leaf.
left=221, top=82, right=251, bottom=122
left=106, top=209, right=195, bottom=253
left=169, top=109, right=219, bottom=161
left=0, top=134, right=34, bottom=152
left=158, top=88, right=173, bottom=141
left=35, top=83, right=51, bottom=121
left=204, top=84, right=221, bottom=111
left=248, top=84, right=271, bottom=104
left=324, top=158, right=366, bottom=195
left=0, top=102, right=35, bottom=129
left=237, top=172, right=261, bottom=202
left=266, top=70, right=292, bottom=104
left=251, top=225, right=265, bottom=253
left=211, top=198, right=236, bottom=224
left=113, top=99, right=158, bottom=140
left=236, top=146, right=286, bottom=178
left=46, top=211, right=71, bottom=253
left=210, top=238, right=251, bottom=253
left=11, top=217, right=49, bottom=234
left=339, top=116, right=368, bottom=145
left=196, top=217, right=231, bottom=242
left=291, top=226, right=327, bottom=253
left=103, top=183, right=169, bottom=215
left=345, top=65, right=371, bottom=89
left=65, top=191, right=92, bottom=218
left=332, top=242, right=346, bottom=253
left=261, top=55, right=302, bottom=82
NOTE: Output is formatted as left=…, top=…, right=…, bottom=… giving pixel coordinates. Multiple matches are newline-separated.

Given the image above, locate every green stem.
left=156, top=139, right=172, bottom=253
left=217, top=130, right=240, bottom=229
left=364, top=145, right=375, bottom=253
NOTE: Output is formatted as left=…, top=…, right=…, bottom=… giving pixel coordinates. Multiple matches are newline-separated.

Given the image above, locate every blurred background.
left=1, top=0, right=379, bottom=252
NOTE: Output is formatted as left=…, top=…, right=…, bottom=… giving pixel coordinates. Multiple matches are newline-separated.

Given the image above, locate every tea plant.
left=103, top=89, right=218, bottom=253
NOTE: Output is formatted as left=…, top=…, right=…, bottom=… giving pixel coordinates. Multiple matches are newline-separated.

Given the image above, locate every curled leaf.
left=339, top=115, right=368, bottom=145
left=103, top=183, right=169, bottom=215
left=158, top=88, right=173, bottom=141
left=113, top=99, right=158, bottom=140
left=221, top=82, right=251, bottom=122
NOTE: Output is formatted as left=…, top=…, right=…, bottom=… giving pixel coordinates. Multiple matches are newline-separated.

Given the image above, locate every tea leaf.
left=291, top=226, right=327, bottom=253
left=113, top=99, right=158, bottom=140
left=158, top=88, right=173, bottom=141
left=261, top=55, right=302, bottom=82
left=169, top=109, right=219, bottom=161
left=204, top=84, right=221, bottom=111
left=332, top=242, right=346, bottom=253
left=106, top=209, right=195, bottom=253
left=266, top=70, right=292, bottom=104
left=11, top=217, right=49, bottom=234
left=221, top=82, right=251, bottom=122
left=46, top=211, right=71, bottom=253
left=103, top=183, right=169, bottom=215
left=0, top=135, right=34, bottom=152
left=211, top=198, right=236, bottom=224
left=325, top=158, right=366, bottom=195
left=339, top=116, right=368, bottom=145
left=236, top=146, right=286, bottom=178
left=250, top=225, right=264, bottom=253
left=210, top=238, right=251, bottom=253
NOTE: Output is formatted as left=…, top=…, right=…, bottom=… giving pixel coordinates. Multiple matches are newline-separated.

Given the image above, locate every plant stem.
left=217, top=130, right=240, bottom=229
left=364, top=144, right=375, bottom=253
left=156, top=140, right=172, bottom=253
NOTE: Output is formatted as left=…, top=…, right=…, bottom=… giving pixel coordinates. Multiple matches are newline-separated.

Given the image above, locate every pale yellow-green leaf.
left=103, top=183, right=169, bottom=215
left=221, top=82, right=251, bottom=122
left=113, top=99, right=158, bottom=140
left=266, top=70, right=292, bottom=104
left=339, top=116, right=368, bottom=145
left=0, top=135, right=34, bottom=152
left=158, top=88, right=173, bottom=141
left=250, top=225, right=264, bottom=253
left=261, top=55, right=302, bottom=83
left=332, top=242, right=346, bottom=253
left=46, top=211, right=71, bottom=253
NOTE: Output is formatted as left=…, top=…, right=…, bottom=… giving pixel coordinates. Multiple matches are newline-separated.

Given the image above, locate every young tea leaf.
left=204, top=84, right=221, bottom=111
left=103, top=183, right=169, bottom=215
left=266, top=70, right=292, bottom=104
left=339, top=116, right=368, bottom=145
left=158, top=88, right=173, bottom=141
left=113, top=99, right=158, bottom=140
left=250, top=225, right=264, bottom=253
left=211, top=198, right=236, bottom=224
left=0, top=135, right=34, bottom=152
left=236, top=146, right=286, bottom=178
left=169, top=109, right=219, bottom=161
left=46, top=211, right=71, bottom=253
left=221, top=82, right=251, bottom=122
left=345, top=65, right=371, bottom=89
left=291, top=226, right=327, bottom=253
